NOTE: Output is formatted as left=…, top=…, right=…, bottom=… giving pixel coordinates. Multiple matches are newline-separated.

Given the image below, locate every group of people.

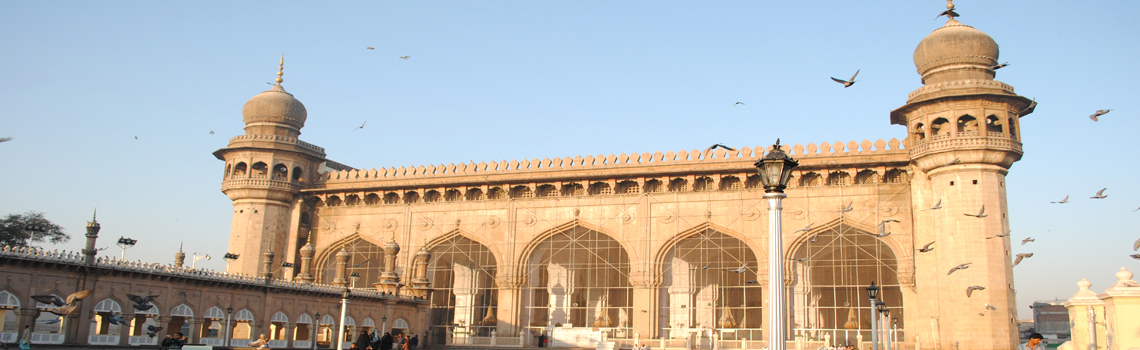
left=353, top=330, right=419, bottom=350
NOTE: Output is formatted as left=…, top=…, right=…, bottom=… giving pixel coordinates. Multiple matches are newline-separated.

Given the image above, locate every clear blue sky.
left=1, top=1, right=1137, bottom=319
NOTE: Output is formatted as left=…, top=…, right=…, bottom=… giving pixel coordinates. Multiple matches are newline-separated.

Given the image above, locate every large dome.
left=241, top=84, right=307, bottom=130
left=912, top=19, right=999, bottom=84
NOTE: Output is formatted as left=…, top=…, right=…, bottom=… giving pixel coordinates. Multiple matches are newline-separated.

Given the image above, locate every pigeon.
left=1091, top=188, right=1107, bottom=199
left=706, top=143, right=736, bottom=152
left=923, top=199, right=943, bottom=211
left=793, top=222, right=815, bottom=233
left=1050, top=195, right=1068, bottom=204
left=990, top=62, right=1009, bottom=70
left=64, top=290, right=92, bottom=305
left=1134, top=206, right=1140, bottom=212
left=366, top=46, right=375, bottom=50
left=702, top=263, right=712, bottom=270
left=1021, top=237, right=1035, bottom=245
left=986, top=230, right=1010, bottom=240
left=985, top=304, right=997, bottom=311
left=877, top=219, right=900, bottom=228
left=109, top=314, right=127, bottom=326
left=351, top=259, right=371, bottom=268
left=840, top=201, right=854, bottom=213
left=936, top=7, right=959, bottom=20
left=831, top=70, right=859, bottom=88
left=727, top=264, right=747, bottom=273
left=796, top=256, right=809, bottom=262
left=0, top=137, right=12, bottom=143
left=745, top=280, right=759, bottom=284
left=33, top=289, right=91, bottom=316
left=48, top=305, right=80, bottom=316
left=966, top=286, right=986, bottom=297
left=948, top=263, right=972, bottom=275
left=356, top=121, right=367, bottom=130
left=31, top=295, right=65, bottom=307
left=127, top=294, right=158, bottom=305
left=964, top=205, right=987, bottom=218
left=399, top=56, right=410, bottom=60
left=1131, top=254, right=1140, bottom=260
left=734, top=102, right=745, bottom=107
left=1013, top=253, right=1033, bottom=267
left=874, top=224, right=891, bottom=238
left=209, top=130, right=214, bottom=135
left=42, top=319, right=60, bottom=325
left=1089, top=109, right=1112, bottom=122
left=918, top=241, right=936, bottom=253
left=946, top=158, right=961, bottom=166
left=146, top=325, right=163, bottom=338
left=809, top=234, right=821, bottom=243
left=1132, top=237, right=1139, bottom=251
left=134, top=136, right=138, bottom=140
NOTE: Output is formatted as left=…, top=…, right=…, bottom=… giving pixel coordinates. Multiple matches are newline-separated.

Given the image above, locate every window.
left=510, top=186, right=534, bottom=198
left=669, top=178, right=690, bottom=192
left=799, top=172, right=822, bottom=187
left=445, top=189, right=463, bottom=201
left=644, top=180, right=663, bottom=193
left=826, top=171, right=850, bottom=186
left=884, top=169, right=907, bottom=184
left=692, top=177, right=714, bottom=192
left=423, top=190, right=442, bottom=203
left=272, top=164, right=288, bottom=181
left=466, top=188, right=486, bottom=201
left=404, top=192, right=421, bottom=204
left=617, top=181, right=640, bottom=194
left=719, top=176, right=742, bottom=191
left=854, top=170, right=878, bottom=185
left=537, top=185, right=559, bottom=197
left=588, top=182, right=613, bottom=195
left=957, top=115, right=979, bottom=135
left=487, top=187, right=506, bottom=200
left=561, top=183, right=585, bottom=196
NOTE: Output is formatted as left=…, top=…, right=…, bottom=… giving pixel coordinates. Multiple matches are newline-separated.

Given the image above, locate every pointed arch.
left=425, top=228, right=506, bottom=268
left=784, top=217, right=910, bottom=267
left=234, top=308, right=254, bottom=321
left=94, top=299, right=122, bottom=313
left=271, top=311, right=289, bottom=323
left=652, top=221, right=766, bottom=276
left=170, top=304, right=194, bottom=317
left=204, top=306, right=225, bottom=320
left=361, top=317, right=375, bottom=328
left=296, top=313, right=313, bottom=324
left=0, top=290, right=20, bottom=308
left=514, top=219, right=636, bottom=273
left=392, top=318, right=410, bottom=329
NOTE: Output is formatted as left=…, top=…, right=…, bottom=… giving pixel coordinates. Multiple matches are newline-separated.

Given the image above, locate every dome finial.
left=947, top=0, right=955, bottom=10
left=275, top=54, right=284, bottom=85
left=936, top=0, right=959, bottom=20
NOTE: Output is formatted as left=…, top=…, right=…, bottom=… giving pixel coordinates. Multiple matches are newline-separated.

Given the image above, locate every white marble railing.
left=88, top=334, right=119, bottom=345
left=0, top=245, right=421, bottom=302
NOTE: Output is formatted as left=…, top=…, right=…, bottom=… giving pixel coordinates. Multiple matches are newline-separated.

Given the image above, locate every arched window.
left=466, top=188, right=486, bottom=201
left=957, top=115, right=979, bottom=135
left=913, top=123, right=926, bottom=141
left=692, top=177, right=714, bottom=192
left=364, top=193, right=381, bottom=205
left=669, top=178, right=690, bottom=192
left=322, top=239, right=383, bottom=285
left=426, top=234, right=498, bottom=343
left=1008, top=117, right=1017, bottom=140
left=719, top=176, right=742, bottom=191
left=827, top=171, right=851, bottom=186
left=644, top=179, right=663, bottom=193
left=0, top=291, right=19, bottom=340
left=854, top=170, right=879, bottom=185
left=272, top=164, right=288, bottom=180
left=270, top=312, right=289, bottom=342
left=510, top=186, right=534, bottom=199
left=233, top=162, right=248, bottom=177
left=487, top=187, right=506, bottom=200
left=799, top=172, right=822, bottom=187
left=617, top=180, right=640, bottom=194
left=884, top=169, right=907, bottom=184
left=445, top=189, right=463, bottom=201
left=200, top=307, right=225, bottom=343
left=423, top=190, right=442, bottom=203
left=168, top=304, right=193, bottom=338
left=339, top=316, right=356, bottom=343
left=34, top=294, right=65, bottom=337
left=745, top=175, right=763, bottom=190
left=985, top=115, right=1002, bottom=134
left=224, top=164, right=232, bottom=179
left=231, top=309, right=255, bottom=345
left=317, top=315, right=335, bottom=345
left=251, top=162, right=268, bottom=178
left=294, top=313, right=313, bottom=344
left=522, top=226, right=631, bottom=334
left=791, top=224, right=904, bottom=344
left=90, top=299, right=123, bottom=340
left=588, top=182, right=613, bottom=195
left=383, top=192, right=400, bottom=205
left=344, top=195, right=360, bottom=206
left=660, top=229, right=761, bottom=338
left=325, top=196, right=342, bottom=207
left=930, top=118, right=950, bottom=139
left=536, top=184, right=559, bottom=197
left=292, top=167, right=305, bottom=182
left=403, top=191, right=420, bottom=204
left=561, top=183, right=585, bottom=196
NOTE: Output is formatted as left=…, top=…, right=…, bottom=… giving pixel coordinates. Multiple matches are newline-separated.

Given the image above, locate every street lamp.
left=192, top=253, right=211, bottom=268
left=866, top=282, right=880, bottom=350
left=224, top=253, right=239, bottom=273
left=876, top=300, right=890, bottom=350
left=312, top=312, right=320, bottom=350
left=225, top=306, right=233, bottom=347
left=337, top=289, right=350, bottom=350
left=382, top=316, right=387, bottom=335
left=117, top=236, right=137, bottom=259
left=349, top=272, right=360, bottom=289
left=755, top=139, right=798, bottom=350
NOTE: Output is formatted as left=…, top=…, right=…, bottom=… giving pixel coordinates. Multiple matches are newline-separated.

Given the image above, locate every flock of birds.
left=28, top=291, right=164, bottom=338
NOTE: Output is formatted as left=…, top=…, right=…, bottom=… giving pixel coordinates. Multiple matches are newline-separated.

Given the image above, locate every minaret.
left=213, top=56, right=327, bottom=275
left=82, top=209, right=100, bottom=265
left=296, top=234, right=315, bottom=283
left=891, top=2, right=1034, bottom=349
left=174, top=242, right=186, bottom=268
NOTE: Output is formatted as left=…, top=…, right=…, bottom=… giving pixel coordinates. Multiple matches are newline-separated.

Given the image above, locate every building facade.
left=214, top=10, right=1035, bottom=350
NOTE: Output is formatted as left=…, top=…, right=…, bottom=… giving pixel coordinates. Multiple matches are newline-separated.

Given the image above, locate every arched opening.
left=930, top=118, right=950, bottom=139
left=424, top=190, right=442, bottom=203
left=339, top=316, right=356, bottom=347
left=854, top=170, right=879, bottom=185
left=487, top=187, right=506, bottom=200
left=0, top=291, right=18, bottom=342
left=985, top=115, right=1002, bottom=134
left=320, top=238, right=383, bottom=287
left=270, top=312, right=289, bottom=344
left=957, top=115, right=979, bottom=135
left=88, top=299, right=123, bottom=344
left=669, top=178, right=690, bottom=192
left=224, top=164, right=232, bottom=179
left=719, top=176, right=742, bottom=191
left=343, top=195, right=360, bottom=206
left=692, top=177, right=714, bottom=192
left=1008, top=117, right=1017, bottom=140
left=510, top=186, right=534, bottom=199
left=588, top=182, right=613, bottom=195
left=292, top=166, right=305, bottom=182
left=644, top=179, right=663, bottom=193
left=404, top=191, right=421, bottom=204
left=445, top=189, right=463, bottom=201
left=251, top=162, right=268, bottom=178
left=617, top=180, right=640, bottom=195
left=233, top=162, right=248, bottom=177
left=230, top=309, right=255, bottom=347
left=790, top=224, right=903, bottom=345
left=273, top=164, right=288, bottom=181
left=200, top=307, right=225, bottom=346
left=913, top=123, right=926, bottom=141
left=827, top=171, right=851, bottom=186
left=317, top=314, right=335, bottom=347
left=427, top=235, right=498, bottom=345
left=521, top=225, right=632, bottom=340
left=364, top=193, right=381, bottom=205
left=800, top=172, right=822, bottom=187
left=293, top=313, right=313, bottom=347
left=127, top=304, right=158, bottom=345
left=745, top=175, right=763, bottom=190
left=659, top=228, right=761, bottom=340
left=360, top=317, right=376, bottom=337
left=32, top=294, right=66, bottom=344
left=466, top=188, right=485, bottom=201
left=169, top=304, right=193, bottom=338
left=383, top=192, right=400, bottom=205
left=325, top=196, right=342, bottom=207
left=884, top=169, right=907, bottom=184
left=537, top=184, right=559, bottom=197
left=561, top=183, right=585, bottom=196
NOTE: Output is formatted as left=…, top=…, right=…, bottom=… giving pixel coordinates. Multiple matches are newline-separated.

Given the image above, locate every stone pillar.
left=297, top=235, right=315, bottom=283
left=495, top=273, right=523, bottom=336
left=1097, top=267, right=1140, bottom=350
left=157, top=316, right=173, bottom=339
left=1063, top=278, right=1106, bottom=350
left=376, top=239, right=402, bottom=294
left=630, top=271, right=660, bottom=341
left=118, top=313, right=134, bottom=346
left=383, top=300, right=397, bottom=334
left=187, top=318, right=203, bottom=344
left=332, top=248, right=349, bottom=288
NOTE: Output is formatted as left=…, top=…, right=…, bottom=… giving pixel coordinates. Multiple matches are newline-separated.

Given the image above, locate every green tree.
left=0, top=211, right=70, bottom=247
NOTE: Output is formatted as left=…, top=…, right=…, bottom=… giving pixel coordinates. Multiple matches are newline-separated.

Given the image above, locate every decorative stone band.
left=909, top=134, right=1023, bottom=159
left=0, top=245, right=422, bottom=302
left=221, top=178, right=303, bottom=192
left=914, top=55, right=997, bottom=76
left=908, top=79, right=1015, bottom=100
left=319, top=138, right=905, bottom=184
left=227, top=134, right=325, bottom=154
left=241, top=115, right=306, bottom=129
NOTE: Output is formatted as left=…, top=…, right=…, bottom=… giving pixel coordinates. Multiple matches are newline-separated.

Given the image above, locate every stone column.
left=630, top=271, right=660, bottom=341
left=187, top=317, right=204, bottom=344
left=1097, top=267, right=1140, bottom=350
left=495, top=273, right=523, bottom=336
left=157, top=316, right=173, bottom=339
left=118, top=313, right=135, bottom=346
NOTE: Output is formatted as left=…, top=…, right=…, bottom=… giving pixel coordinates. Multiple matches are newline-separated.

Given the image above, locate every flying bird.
left=1013, top=253, right=1034, bottom=267
left=946, top=158, right=961, bottom=166
left=936, top=7, right=959, bottom=20
left=42, top=319, right=60, bottom=325
left=874, top=224, right=891, bottom=238
left=745, top=280, right=759, bottom=284
left=351, top=259, right=371, bottom=268
left=366, top=46, right=375, bottom=50
left=966, top=285, right=986, bottom=297
left=918, top=241, right=936, bottom=253
left=702, top=263, right=712, bottom=270
left=1132, top=237, right=1139, bottom=251
left=146, top=325, right=163, bottom=338
left=809, top=234, right=821, bottom=243
left=1134, top=206, right=1140, bottom=212
left=1091, top=188, right=1107, bottom=199
left=209, top=130, right=214, bottom=135
left=134, top=136, right=138, bottom=140
left=704, top=144, right=736, bottom=155
left=127, top=294, right=158, bottom=305
left=108, top=314, right=127, bottom=326
left=923, top=199, right=943, bottom=211
left=1089, top=109, right=1112, bottom=122
left=948, top=263, right=972, bottom=275
left=0, top=137, right=12, bottom=143
left=734, top=102, right=745, bottom=107
left=1131, top=254, right=1140, bottom=260
left=964, top=205, right=987, bottom=218
left=986, top=230, right=1010, bottom=240
left=985, top=304, right=997, bottom=311
left=727, top=264, right=747, bottom=274
left=793, top=222, right=815, bottom=234
left=990, top=62, right=1009, bottom=70
left=31, top=295, right=65, bottom=307
left=1051, top=196, right=1068, bottom=204
left=356, top=121, right=367, bottom=130
left=1021, top=237, right=1035, bottom=245
left=399, top=56, right=410, bottom=60
left=839, top=201, right=854, bottom=213
left=796, top=256, right=809, bottom=262
left=830, top=70, right=859, bottom=88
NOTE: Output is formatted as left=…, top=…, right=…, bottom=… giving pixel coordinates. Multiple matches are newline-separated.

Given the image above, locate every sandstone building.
left=212, top=6, right=1035, bottom=350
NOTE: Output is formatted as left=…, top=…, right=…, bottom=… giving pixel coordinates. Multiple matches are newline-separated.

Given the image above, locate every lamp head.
left=754, top=139, right=798, bottom=193
left=866, top=281, right=880, bottom=300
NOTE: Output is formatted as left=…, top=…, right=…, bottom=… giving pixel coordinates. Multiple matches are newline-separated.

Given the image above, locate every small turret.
left=82, top=209, right=100, bottom=265
left=174, top=242, right=186, bottom=268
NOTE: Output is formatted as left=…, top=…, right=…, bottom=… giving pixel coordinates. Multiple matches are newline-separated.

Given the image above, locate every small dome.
left=416, top=245, right=431, bottom=258
left=913, top=19, right=999, bottom=84
left=241, top=84, right=307, bottom=129
left=384, top=240, right=401, bottom=255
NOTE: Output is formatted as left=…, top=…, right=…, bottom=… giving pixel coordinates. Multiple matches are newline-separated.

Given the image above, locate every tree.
left=0, top=211, right=70, bottom=247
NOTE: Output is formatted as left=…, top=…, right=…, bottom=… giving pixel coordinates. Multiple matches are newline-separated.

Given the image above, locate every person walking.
left=18, top=325, right=30, bottom=350
left=407, top=335, right=419, bottom=350
left=377, top=332, right=392, bottom=350
left=354, top=330, right=371, bottom=350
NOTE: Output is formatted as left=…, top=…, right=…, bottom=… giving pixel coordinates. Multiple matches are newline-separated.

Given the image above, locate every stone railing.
left=320, top=138, right=906, bottom=184
left=227, top=134, right=325, bottom=154
left=909, top=134, right=1022, bottom=158
left=907, top=79, right=1016, bottom=99
left=0, top=246, right=421, bottom=302
left=221, top=178, right=303, bottom=192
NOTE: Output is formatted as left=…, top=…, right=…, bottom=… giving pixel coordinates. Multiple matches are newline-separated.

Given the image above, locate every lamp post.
left=192, top=253, right=211, bottom=268
left=117, top=236, right=137, bottom=259
left=312, top=312, right=320, bottom=350
left=866, top=282, right=880, bottom=350
left=876, top=300, right=890, bottom=350
left=224, top=253, right=239, bottom=274
left=225, top=306, right=233, bottom=347
left=755, top=139, right=798, bottom=350
left=337, top=289, right=350, bottom=350
left=382, top=316, right=387, bottom=335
